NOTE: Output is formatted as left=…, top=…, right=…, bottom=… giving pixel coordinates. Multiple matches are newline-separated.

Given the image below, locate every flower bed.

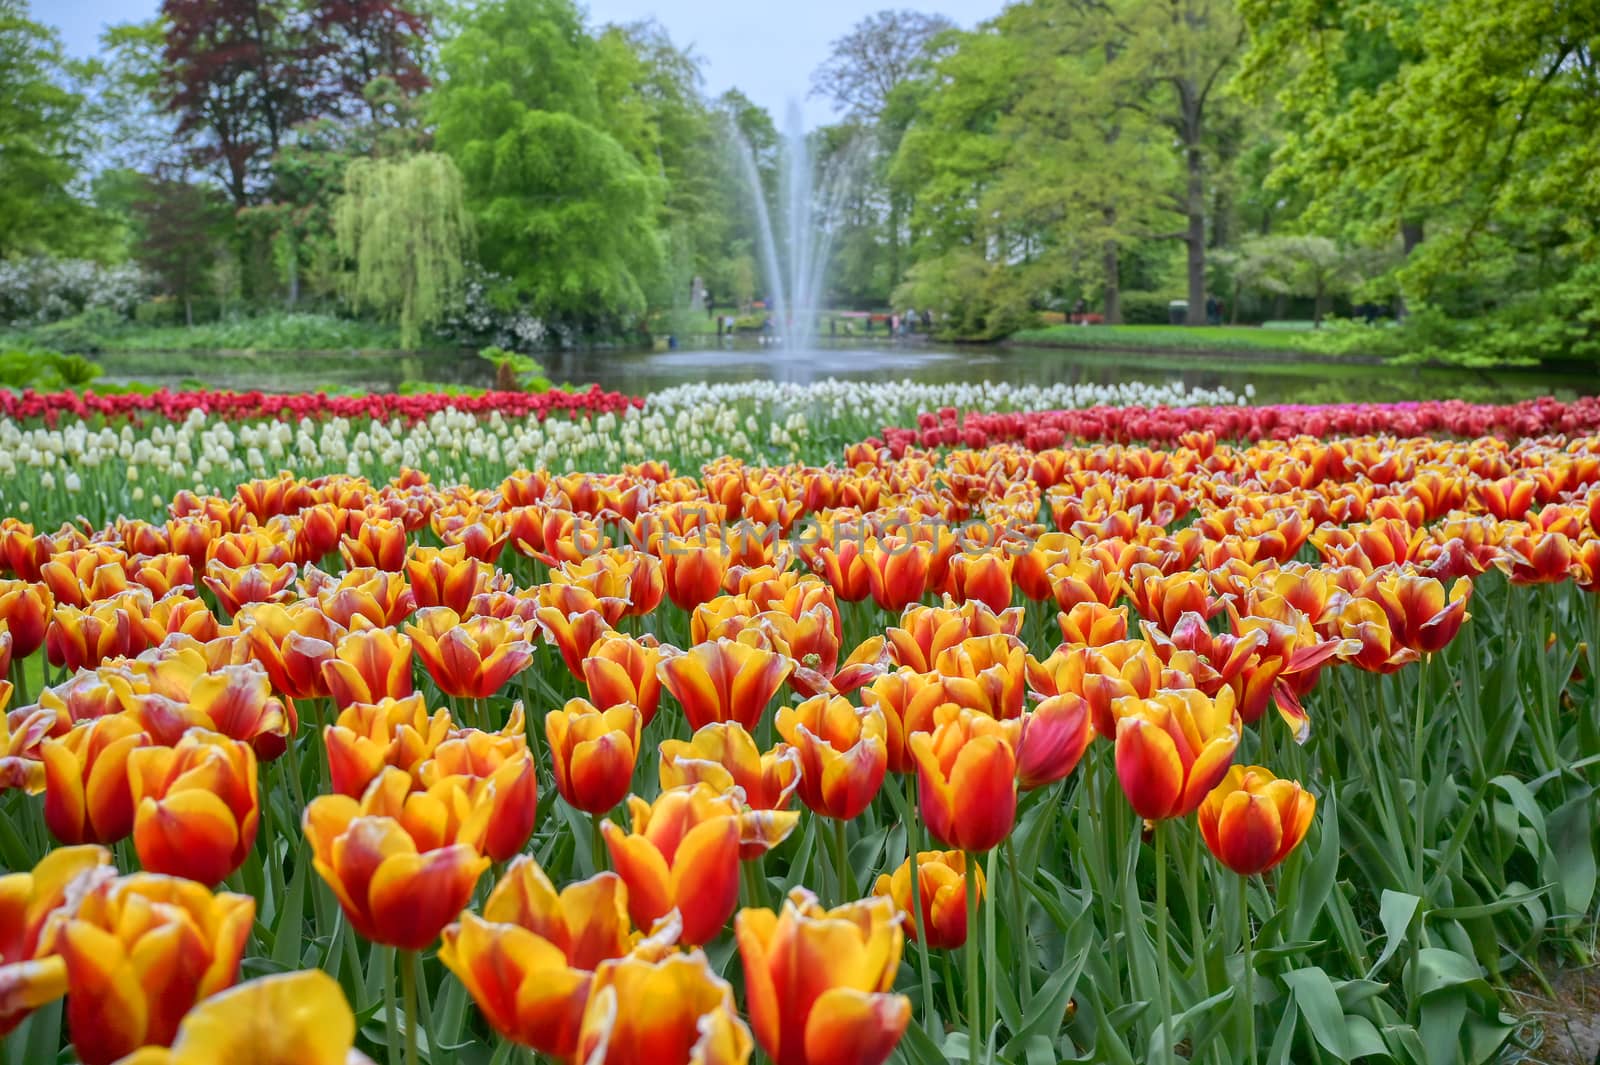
left=0, top=378, right=1248, bottom=530
left=0, top=422, right=1597, bottom=1064
left=875, top=395, right=1600, bottom=451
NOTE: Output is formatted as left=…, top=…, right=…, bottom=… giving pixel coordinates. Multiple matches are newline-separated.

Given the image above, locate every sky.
left=45, top=0, right=1006, bottom=127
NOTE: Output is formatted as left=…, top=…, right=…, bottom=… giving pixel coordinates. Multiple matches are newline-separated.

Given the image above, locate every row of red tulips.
left=874, top=395, right=1600, bottom=451
left=0, top=386, right=642, bottom=425
left=0, top=428, right=1597, bottom=1065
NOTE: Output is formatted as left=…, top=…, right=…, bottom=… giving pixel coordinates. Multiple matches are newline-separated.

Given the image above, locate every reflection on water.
left=90, top=340, right=1600, bottom=408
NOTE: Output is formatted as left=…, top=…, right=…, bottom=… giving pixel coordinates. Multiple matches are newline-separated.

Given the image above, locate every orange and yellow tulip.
left=406, top=544, right=504, bottom=614
left=873, top=850, right=983, bottom=950
left=320, top=627, right=414, bottom=708
left=535, top=606, right=614, bottom=679
left=1015, top=692, right=1093, bottom=790
left=406, top=607, right=535, bottom=699
left=547, top=698, right=643, bottom=815
left=735, top=888, right=911, bottom=1065
left=909, top=704, right=1022, bottom=853
left=238, top=602, right=341, bottom=700
left=575, top=950, right=754, bottom=1065
left=338, top=516, right=407, bottom=571
left=657, top=637, right=794, bottom=732
left=1197, top=765, right=1316, bottom=875
left=661, top=535, right=732, bottom=611
left=863, top=536, right=931, bottom=612
left=323, top=694, right=452, bottom=798
left=45, top=872, right=253, bottom=1065
left=583, top=633, right=668, bottom=725
left=440, top=858, right=652, bottom=1057
left=110, top=969, right=375, bottom=1065
left=0, top=845, right=113, bottom=1037
left=128, top=729, right=259, bottom=886
left=858, top=667, right=951, bottom=773
left=1363, top=570, right=1471, bottom=655
left=418, top=708, right=538, bottom=862
left=775, top=695, right=888, bottom=820
left=41, top=715, right=149, bottom=844
left=658, top=721, right=801, bottom=812
left=201, top=560, right=297, bottom=615
left=933, top=633, right=1027, bottom=720
left=602, top=784, right=743, bottom=945
left=303, top=767, right=491, bottom=950
left=1113, top=686, right=1241, bottom=820
left=0, top=579, right=52, bottom=659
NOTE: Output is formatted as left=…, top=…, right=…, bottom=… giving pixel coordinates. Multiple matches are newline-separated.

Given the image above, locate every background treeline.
left=2, top=0, right=1596, bottom=364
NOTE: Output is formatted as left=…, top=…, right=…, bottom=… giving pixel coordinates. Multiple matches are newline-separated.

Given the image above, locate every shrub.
left=1118, top=292, right=1181, bottom=325
left=0, top=258, right=152, bottom=325
left=438, top=266, right=547, bottom=351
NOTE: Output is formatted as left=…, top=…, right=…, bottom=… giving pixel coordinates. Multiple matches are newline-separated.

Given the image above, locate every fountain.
left=732, top=101, right=858, bottom=351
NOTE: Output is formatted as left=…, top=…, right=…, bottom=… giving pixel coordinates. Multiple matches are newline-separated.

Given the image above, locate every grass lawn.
left=1011, top=322, right=1333, bottom=355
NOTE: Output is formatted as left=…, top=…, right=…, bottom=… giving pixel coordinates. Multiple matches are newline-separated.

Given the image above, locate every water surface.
left=90, top=341, right=1600, bottom=407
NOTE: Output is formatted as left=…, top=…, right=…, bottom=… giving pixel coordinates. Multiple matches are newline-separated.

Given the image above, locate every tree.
left=1240, top=0, right=1600, bottom=345
left=160, top=0, right=428, bottom=207
left=131, top=174, right=234, bottom=324
left=811, top=10, right=957, bottom=300
left=1240, top=234, right=1366, bottom=324
left=161, top=0, right=327, bottom=206
left=431, top=0, right=665, bottom=336
left=0, top=0, right=96, bottom=257
left=312, top=0, right=429, bottom=121
left=334, top=153, right=472, bottom=349
left=810, top=10, right=956, bottom=122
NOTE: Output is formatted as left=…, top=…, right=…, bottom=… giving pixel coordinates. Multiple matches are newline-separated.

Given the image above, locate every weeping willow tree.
left=334, top=153, right=473, bottom=349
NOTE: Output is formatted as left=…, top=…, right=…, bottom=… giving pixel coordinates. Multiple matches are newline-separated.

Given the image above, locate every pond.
left=88, top=340, right=1600, bottom=407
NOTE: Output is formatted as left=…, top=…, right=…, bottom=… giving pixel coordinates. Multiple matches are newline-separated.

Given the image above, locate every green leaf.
left=1281, top=966, right=1352, bottom=1061
left=1368, top=890, right=1419, bottom=976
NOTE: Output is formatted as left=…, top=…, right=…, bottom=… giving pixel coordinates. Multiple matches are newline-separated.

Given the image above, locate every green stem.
left=1241, top=879, right=1256, bottom=1065
left=905, top=779, right=938, bottom=1034
left=382, top=946, right=400, bottom=1065
left=399, top=948, right=420, bottom=1065
left=1155, top=822, right=1174, bottom=1065
left=1184, top=825, right=1205, bottom=988
left=984, top=847, right=998, bottom=1060
left=966, top=850, right=983, bottom=1064
left=590, top=812, right=607, bottom=875
left=1004, top=835, right=1029, bottom=1005
left=832, top=816, right=855, bottom=904
left=1414, top=646, right=1440, bottom=895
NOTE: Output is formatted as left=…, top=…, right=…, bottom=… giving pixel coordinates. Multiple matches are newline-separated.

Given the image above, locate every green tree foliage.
left=334, top=152, right=473, bottom=349
left=887, top=0, right=1247, bottom=334
left=431, top=0, right=666, bottom=336
left=1240, top=0, right=1600, bottom=362
left=0, top=0, right=97, bottom=258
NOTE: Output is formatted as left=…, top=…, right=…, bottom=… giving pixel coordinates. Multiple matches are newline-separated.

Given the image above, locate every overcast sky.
left=45, top=0, right=1005, bottom=126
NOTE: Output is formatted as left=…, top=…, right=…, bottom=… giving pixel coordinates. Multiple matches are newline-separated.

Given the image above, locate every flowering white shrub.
left=436, top=265, right=547, bottom=350
left=0, top=257, right=153, bottom=325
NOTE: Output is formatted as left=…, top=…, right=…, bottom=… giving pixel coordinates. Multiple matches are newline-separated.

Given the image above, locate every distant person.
left=921, top=309, right=932, bottom=331
left=715, top=315, right=724, bottom=339
left=706, top=292, right=716, bottom=319
left=761, top=316, right=774, bottom=345
left=829, top=317, right=836, bottom=337
left=904, top=308, right=916, bottom=335
left=889, top=314, right=899, bottom=336
left=1205, top=295, right=1220, bottom=326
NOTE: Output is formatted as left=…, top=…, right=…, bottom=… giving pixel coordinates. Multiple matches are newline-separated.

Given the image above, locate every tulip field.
left=2, top=381, right=1600, bottom=1065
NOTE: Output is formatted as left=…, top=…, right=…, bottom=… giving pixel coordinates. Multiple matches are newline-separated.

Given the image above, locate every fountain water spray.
left=732, top=101, right=859, bottom=350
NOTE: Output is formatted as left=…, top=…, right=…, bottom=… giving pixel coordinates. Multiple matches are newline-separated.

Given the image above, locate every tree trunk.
left=1102, top=232, right=1122, bottom=324
left=1395, top=219, right=1424, bottom=320
left=184, top=296, right=193, bottom=327
left=1184, top=144, right=1207, bottom=325
left=1314, top=282, right=1327, bottom=326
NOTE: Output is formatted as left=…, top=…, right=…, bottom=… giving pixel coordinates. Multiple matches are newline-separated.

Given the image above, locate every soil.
left=1511, top=965, right=1600, bottom=1064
